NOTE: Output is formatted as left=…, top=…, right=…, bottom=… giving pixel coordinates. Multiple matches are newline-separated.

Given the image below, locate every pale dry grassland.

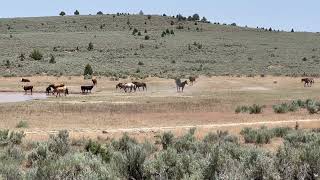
left=0, top=76, right=319, bottom=141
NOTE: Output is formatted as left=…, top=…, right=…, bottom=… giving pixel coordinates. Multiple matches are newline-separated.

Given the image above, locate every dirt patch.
left=240, top=86, right=271, bottom=91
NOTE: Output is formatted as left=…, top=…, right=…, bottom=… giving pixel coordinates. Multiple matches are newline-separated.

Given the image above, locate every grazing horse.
left=175, top=79, right=188, bottom=92
left=23, top=86, right=33, bottom=95
left=81, top=85, right=94, bottom=94
left=21, top=78, right=30, bottom=82
left=53, top=87, right=69, bottom=97
left=132, top=82, right=147, bottom=91
left=189, top=76, right=196, bottom=85
left=92, top=79, right=97, bottom=86
left=301, top=78, right=314, bottom=87
left=123, top=83, right=136, bottom=93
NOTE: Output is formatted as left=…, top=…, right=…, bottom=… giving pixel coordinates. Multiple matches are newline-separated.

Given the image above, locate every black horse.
left=81, top=85, right=94, bottom=94
left=46, top=86, right=52, bottom=95
left=175, top=79, right=188, bottom=92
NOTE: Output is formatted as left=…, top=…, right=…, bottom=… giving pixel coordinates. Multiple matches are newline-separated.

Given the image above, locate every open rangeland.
left=1, top=75, right=320, bottom=141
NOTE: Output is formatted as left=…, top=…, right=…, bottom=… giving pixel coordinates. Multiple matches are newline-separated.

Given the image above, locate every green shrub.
left=29, top=49, right=43, bottom=60
left=235, top=105, right=249, bottom=113
left=87, top=42, right=94, bottom=51
left=84, top=64, right=93, bottom=76
left=138, top=61, right=144, bottom=66
left=48, top=130, right=70, bottom=156
left=155, top=132, right=174, bottom=150
left=19, top=53, right=25, bottom=61
left=249, top=104, right=264, bottom=114
left=16, top=121, right=28, bottom=128
left=59, top=11, right=66, bottom=16
left=272, top=127, right=292, bottom=137
left=49, top=54, right=56, bottom=64
left=85, top=140, right=112, bottom=163
left=132, top=28, right=138, bottom=35
left=97, top=11, right=103, bottom=15
left=240, top=127, right=274, bottom=144
left=161, top=31, right=166, bottom=37
left=144, top=35, right=150, bottom=40
left=74, top=10, right=80, bottom=15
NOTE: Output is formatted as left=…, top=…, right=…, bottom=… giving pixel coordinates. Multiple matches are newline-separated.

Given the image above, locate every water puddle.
left=0, top=92, right=47, bottom=103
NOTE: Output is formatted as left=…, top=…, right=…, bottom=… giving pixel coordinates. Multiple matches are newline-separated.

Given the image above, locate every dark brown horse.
left=189, top=76, right=196, bottom=85
left=21, top=78, right=30, bottom=82
left=23, top=86, right=33, bottom=95
left=301, top=78, right=314, bottom=87
left=132, top=82, right=147, bottom=91
left=116, top=83, right=125, bottom=90
left=92, top=79, right=97, bottom=86
left=175, top=79, right=188, bottom=92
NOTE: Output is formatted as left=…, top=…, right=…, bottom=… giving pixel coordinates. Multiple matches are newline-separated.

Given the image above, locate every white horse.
left=124, top=83, right=136, bottom=93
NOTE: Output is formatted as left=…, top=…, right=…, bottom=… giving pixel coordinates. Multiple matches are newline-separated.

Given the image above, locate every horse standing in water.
left=175, top=79, right=188, bottom=92
left=53, top=87, right=69, bottom=97
left=23, top=86, right=33, bottom=95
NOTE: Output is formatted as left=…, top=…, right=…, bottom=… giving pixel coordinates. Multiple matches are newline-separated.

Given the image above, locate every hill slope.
left=0, top=14, right=320, bottom=78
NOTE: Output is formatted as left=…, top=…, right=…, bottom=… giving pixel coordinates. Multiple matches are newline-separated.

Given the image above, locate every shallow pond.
left=0, top=92, right=47, bottom=103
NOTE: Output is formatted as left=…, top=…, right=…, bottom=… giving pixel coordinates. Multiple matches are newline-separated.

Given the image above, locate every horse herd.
left=20, top=76, right=198, bottom=97
left=20, top=76, right=313, bottom=98
left=21, top=78, right=97, bottom=97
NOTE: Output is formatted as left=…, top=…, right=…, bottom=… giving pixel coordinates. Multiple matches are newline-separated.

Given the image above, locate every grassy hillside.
left=1, top=14, right=320, bottom=78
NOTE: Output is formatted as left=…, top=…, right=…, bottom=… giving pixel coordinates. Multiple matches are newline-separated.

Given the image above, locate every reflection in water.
left=0, top=93, right=47, bottom=103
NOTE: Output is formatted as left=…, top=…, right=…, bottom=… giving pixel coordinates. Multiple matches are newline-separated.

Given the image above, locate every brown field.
left=0, top=75, right=320, bottom=141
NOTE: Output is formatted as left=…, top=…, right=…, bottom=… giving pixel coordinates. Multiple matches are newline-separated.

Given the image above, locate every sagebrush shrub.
left=87, top=42, right=94, bottom=51
left=29, top=49, right=43, bottom=60
left=84, top=64, right=93, bottom=76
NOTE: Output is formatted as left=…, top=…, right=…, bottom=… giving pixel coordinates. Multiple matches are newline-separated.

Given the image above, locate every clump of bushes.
left=0, top=128, right=320, bottom=179
left=273, top=99, right=319, bottom=114
left=87, top=42, right=94, bottom=51
left=144, top=35, right=150, bottom=40
left=84, top=64, right=93, bottom=76
left=240, top=126, right=273, bottom=144
left=49, top=54, right=56, bottom=64
left=132, top=28, right=138, bottom=35
left=16, top=121, right=28, bottom=128
left=235, top=104, right=265, bottom=114
left=29, top=49, right=43, bottom=60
